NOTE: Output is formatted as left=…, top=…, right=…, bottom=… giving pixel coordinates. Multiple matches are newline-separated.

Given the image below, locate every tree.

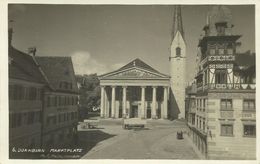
left=76, top=74, right=100, bottom=119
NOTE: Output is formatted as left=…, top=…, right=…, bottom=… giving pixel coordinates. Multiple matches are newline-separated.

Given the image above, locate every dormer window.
left=176, top=47, right=181, bottom=56
left=215, top=22, right=227, bottom=36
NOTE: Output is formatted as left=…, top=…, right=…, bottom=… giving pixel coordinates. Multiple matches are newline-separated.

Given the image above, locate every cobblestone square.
left=79, top=119, right=200, bottom=159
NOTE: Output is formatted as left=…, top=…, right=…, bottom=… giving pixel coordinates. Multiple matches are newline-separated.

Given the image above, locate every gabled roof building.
left=99, top=58, right=170, bottom=119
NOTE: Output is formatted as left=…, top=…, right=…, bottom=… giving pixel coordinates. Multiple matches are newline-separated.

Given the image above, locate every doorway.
left=131, top=105, right=138, bottom=118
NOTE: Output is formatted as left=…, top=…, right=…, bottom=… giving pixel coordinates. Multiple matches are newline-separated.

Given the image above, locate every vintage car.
left=123, top=118, right=147, bottom=129
left=80, top=119, right=99, bottom=129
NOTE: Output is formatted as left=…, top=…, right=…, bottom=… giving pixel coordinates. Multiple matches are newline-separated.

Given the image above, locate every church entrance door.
left=131, top=105, right=138, bottom=118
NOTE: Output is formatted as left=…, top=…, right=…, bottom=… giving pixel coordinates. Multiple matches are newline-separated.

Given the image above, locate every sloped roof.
left=172, top=5, right=185, bottom=41
left=117, top=58, right=161, bottom=73
left=35, top=56, right=78, bottom=93
left=100, top=58, right=169, bottom=78
left=9, top=47, right=46, bottom=84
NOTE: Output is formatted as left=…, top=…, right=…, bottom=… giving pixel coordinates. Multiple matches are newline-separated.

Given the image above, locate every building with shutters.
left=35, top=57, right=79, bottom=149
left=9, top=28, right=79, bottom=157
left=9, top=29, right=46, bottom=154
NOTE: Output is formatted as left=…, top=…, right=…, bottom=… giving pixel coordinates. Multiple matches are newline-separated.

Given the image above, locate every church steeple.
left=172, top=5, right=185, bottom=41
left=169, top=5, right=186, bottom=119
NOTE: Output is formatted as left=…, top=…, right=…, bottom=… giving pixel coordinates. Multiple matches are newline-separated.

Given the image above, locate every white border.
left=0, top=0, right=259, bottom=164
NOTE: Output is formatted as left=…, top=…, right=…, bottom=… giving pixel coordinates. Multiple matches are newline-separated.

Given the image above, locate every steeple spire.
left=172, top=5, right=185, bottom=41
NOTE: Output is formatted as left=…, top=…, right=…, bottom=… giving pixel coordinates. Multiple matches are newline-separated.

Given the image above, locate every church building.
left=99, top=5, right=186, bottom=119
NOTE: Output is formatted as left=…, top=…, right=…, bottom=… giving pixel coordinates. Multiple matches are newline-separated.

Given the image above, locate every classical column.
left=111, top=86, right=116, bottom=118
left=100, top=86, right=105, bottom=118
left=104, top=87, right=108, bottom=118
left=152, top=86, right=157, bottom=119
left=141, top=86, right=146, bottom=119
left=163, top=86, right=168, bottom=119
left=122, top=86, right=127, bottom=118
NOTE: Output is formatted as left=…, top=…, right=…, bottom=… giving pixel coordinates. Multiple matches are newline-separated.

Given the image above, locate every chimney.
left=28, top=47, right=37, bottom=56
left=8, top=28, right=13, bottom=47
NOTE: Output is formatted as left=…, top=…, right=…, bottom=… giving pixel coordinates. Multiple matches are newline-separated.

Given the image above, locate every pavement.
left=79, top=119, right=200, bottom=159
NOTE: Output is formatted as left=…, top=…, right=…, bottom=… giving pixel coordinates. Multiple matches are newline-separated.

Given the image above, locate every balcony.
left=220, top=110, right=234, bottom=119
left=207, top=83, right=255, bottom=90
left=208, top=55, right=235, bottom=62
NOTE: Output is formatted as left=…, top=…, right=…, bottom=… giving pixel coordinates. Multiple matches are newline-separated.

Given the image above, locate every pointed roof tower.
left=171, top=5, right=185, bottom=41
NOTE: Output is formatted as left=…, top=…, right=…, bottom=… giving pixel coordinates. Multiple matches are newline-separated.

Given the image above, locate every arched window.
left=176, top=47, right=181, bottom=56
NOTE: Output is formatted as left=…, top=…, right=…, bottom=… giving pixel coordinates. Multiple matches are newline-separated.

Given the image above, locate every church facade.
left=99, top=5, right=186, bottom=119
left=99, top=59, right=170, bottom=119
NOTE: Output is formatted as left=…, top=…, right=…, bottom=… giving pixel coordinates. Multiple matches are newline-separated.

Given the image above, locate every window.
left=27, top=112, right=35, bottom=125
left=71, top=112, right=74, bottom=120
left=243, top=99, right=255, bottom=111
left=29, top=87, right=37, bottom=100
left=216, top=26, right=225, bottom=36
left=221, top=99, right=232, bottom=110
left=37, top=88, right=42, bottom=100
left=218, top=48, right=224, bottom=55
left=203, top=120, right=205, bottom=131
left=215, top=69, right=227, bottom=84
left=17, top=113, right=22, bottom=127
left=47, top=96, right=51, bottom=107
left=47, top=116, right=51, bottom=125
left=221, top=124, right=233, bottom=136
left=227, top=49, right=233, bottom=55
left=72, top=97, right=74, bottom=105
left=210, top=49, right=216, bottom=55
left=54, top=96, right=58, bottom=106
left=53, top=116, right=57, bottom=124
left=9, top=85, right=15, bottom=100
left=176, top=47, right=181, bottom=56
left=227, top=43, right=233, bottom=55
left=11, top=85, right=24, bottom=100
left=59, top=114, right=62, bottom=122
left=67, top=113, right=69, bottom=121
left=243, top=125, right=256, bottom=137
left=10, top=113, right=16, bottom=128
left=59, top=96, right=62, bottom=106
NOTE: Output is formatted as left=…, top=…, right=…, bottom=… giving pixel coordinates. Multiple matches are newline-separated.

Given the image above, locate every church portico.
left=99, top=58, right=170, bottom=120
left=100, top=85, right=169, bottom=119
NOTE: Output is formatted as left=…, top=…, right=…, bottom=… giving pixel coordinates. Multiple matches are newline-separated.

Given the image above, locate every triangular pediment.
left=100, top=67, right=169, bottom=79
left=99, top=58, right=169, bottom=80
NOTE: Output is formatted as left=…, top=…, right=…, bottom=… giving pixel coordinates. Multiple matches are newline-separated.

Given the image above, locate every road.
left=80, top=119, right=200, bottom=159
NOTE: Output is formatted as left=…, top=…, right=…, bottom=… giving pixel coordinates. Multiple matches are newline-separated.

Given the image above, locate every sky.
left=8, top=4, right=255, bottom=82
